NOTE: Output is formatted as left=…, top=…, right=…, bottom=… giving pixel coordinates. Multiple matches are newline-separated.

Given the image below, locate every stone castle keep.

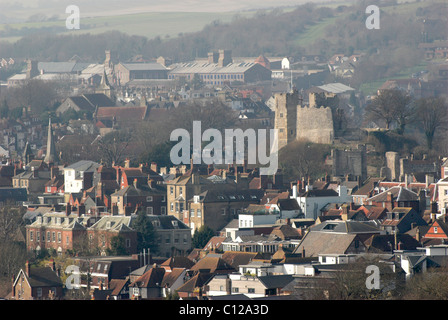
left=274, top=90, right=334, bottom=149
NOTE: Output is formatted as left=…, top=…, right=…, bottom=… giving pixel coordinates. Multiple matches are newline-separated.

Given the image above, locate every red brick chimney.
left=386, top=192, right=394, bottom=211
left=25, top=261, right=30, bottom=276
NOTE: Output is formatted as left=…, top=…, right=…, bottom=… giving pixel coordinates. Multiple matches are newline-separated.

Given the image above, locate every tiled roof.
left=176, top=272, right=212, bottom=293
left=220, top=251, right=261, bottom=269
left=161, top=268, right=186, bottom=288
left=190, top=256, right=236, bottom=274
left=293, top=232, right=361, bottom=257
left=96, top=106, right=148, bottom=121
left=130, top=267, right=165, bottom=288
left=161, top=256, right=195, bottom=269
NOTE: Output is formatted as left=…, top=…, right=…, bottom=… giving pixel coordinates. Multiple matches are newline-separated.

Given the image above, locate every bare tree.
left=365, top=89, right=413, bottom=133
left=279, top=139, right=330, bottom=181
left=414, top=97, right=448, bottom=150
left=96, top=130, right=131, bottom=166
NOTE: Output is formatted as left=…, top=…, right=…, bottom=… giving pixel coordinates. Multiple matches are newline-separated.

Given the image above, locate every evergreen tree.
left=132, top=210, right=159, bottom=254
left=192, top=225, right=215, bottom=249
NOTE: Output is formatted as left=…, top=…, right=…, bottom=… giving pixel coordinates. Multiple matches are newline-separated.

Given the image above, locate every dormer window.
left=152, top=220, right=160, bottom=228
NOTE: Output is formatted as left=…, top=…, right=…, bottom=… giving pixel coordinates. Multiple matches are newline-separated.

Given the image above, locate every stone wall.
left=331, top=145, right=367, bottom=181
left=296, top=105, right=334, bottom=144
left=274, top=91, right=335, bottom=149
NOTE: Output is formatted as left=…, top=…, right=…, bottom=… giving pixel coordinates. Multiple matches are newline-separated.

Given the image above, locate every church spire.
left=44, top=117, right=57, bottom=165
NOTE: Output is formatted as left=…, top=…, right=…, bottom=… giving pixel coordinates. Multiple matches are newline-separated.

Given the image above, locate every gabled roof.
left=65, top=160, right=101, bottom=172
left=299, top=189, right=339, bottom=197
left=366, top=186, right=419, bottom=202
left=190, top=256, right=236, bottom=274
left=176, top=272, right=212, bottom=294
left=109, top=278, right=129, bottom=296
left=161, top=268, right=186, bottom=288
left=129, top=267, right=165, bottom=288
left=38, top=61, right=90, bottom=73
left=221, top=251, right=261, bottom=269
left=161, top=256, right=195, bottom=270
left=203, top=236, right=228, bottom=251
left=14, top=265, right=62, bottom=289
left=96, top=106, right=148, bottom=121
left=292, top=232, right=362, bottom=257
left=364, top=234, right=421, bottom=252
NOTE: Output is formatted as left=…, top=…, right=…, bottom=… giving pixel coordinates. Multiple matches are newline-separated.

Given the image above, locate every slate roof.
left=146, top=215, right=190, bottom=230
left=17, top=266, right=62, bottom=288
left=0, top=187, right=27, bottom=202
left=309, top=220, right=381, bottom=234
left=120, top=62, right=168, bottom=71
left=169, top=61, right=268, bottom=75
left=65, top=160, right=101, bottom=172
left=364, top=234, right=421, bottom=252
left=89, top=215, right=135, bottom=231
left=193, top=188, right=264, bottom=203
left=258, top=275, right=294, bottom=289
left=38, top=61, right=90, bottom=73
left=366, top=186, right=419, bottom=203
left=299, top=189, right=339, bottom=197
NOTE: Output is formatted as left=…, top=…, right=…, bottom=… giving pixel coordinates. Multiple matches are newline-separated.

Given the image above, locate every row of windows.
left=29, top=230, right=68, bottom=244
left=168, top=73, right=243, bottom=80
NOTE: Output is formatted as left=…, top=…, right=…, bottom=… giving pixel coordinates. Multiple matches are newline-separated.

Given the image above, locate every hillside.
left=0, top=0, right=446, bottom=90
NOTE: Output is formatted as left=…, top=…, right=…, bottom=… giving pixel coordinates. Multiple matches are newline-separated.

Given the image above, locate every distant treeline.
left=0, top=1, right=445, bottom=84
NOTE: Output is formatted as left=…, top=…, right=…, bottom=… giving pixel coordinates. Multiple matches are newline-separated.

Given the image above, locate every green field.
left=0, top=10, right=257, bottom=42
left=359, top=62, right=430, bottom=96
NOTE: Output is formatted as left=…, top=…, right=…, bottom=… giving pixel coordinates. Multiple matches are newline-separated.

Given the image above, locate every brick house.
left=186, top=187, right=264, bottom=232
left=111, top=181, right=167, bottom=215
left=365, top=186, right=421, bottom=213
left=11, top=261, right=63, bottom=300
left=87, top=215, right=139, bottom=255
left=25, top=211, right=99, bottom=255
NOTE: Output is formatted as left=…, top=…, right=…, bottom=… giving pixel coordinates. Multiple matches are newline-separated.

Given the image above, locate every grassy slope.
left=0, top=11, right=256, bottom=42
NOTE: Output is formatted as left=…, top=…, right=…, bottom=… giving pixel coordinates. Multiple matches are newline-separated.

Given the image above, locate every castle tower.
left=44, top=117, right=58, bottom=165
left=274, top=90, right=301, bottom=150
left=26, top=60, right=39, bottom=80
